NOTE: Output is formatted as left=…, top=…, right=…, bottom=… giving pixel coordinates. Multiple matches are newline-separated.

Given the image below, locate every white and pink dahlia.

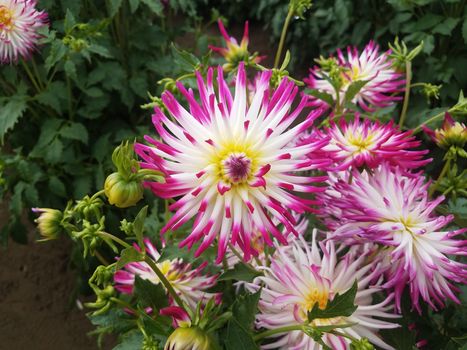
left=136, top=63, right=330, bottom=263
left=114, top=239, right=220, bottom=309
left=304, top=41, right=404, bottom=111
left=0, top=0, right=48, bottom=63
left=304, top=115, right=429, bottom=170
left=321, top=163, right=467, bottom=311
left=251, top=232, right=398, bottom=350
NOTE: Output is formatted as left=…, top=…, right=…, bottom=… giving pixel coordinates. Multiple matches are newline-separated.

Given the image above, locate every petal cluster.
left=306, top=115, right=429, bottom=170
left=320, top=163, right=467, bottom=311
left=136, top=63, right=330, bottom=263
left=304, top=41, right=404, bottom=111
left=114, top=239, right=220, bottom=309
left=251, top=232, right=398, bottom=350
left=0, top=0, right=48, bottom=63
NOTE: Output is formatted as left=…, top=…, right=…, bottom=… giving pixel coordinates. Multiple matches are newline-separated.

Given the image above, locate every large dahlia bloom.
left=304, top=41, right=404, bottom=111
left=321, top=163, right=467, bottom=311
left=303, top=115, right=429, bottom=170
left=0, top=0, right=48, bottom=63
left=114, top=239, right=220, bottom=309
left=251, top=232, right=398, bottom=350
left=136, top=64, right=330, bottom=263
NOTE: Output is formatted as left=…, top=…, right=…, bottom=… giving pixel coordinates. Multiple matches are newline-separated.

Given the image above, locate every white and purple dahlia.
left=136, top=63, right=330, bottom=263
left=0, top=0, right=48, bottom=63
left=114, top=239, right=220, bottom=309
left=251, top=232, right=398, bottom=350
left=302, top=115, right=429, bottom=171
left=320, top=163, right=467, bottom=311
left=304, top=41, right=404, bottom=111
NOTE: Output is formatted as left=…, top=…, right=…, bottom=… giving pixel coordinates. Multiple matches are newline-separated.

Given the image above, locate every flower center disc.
left=0, top=6, right=13, bottom=30
left=222, top=152, right=252, bottom=184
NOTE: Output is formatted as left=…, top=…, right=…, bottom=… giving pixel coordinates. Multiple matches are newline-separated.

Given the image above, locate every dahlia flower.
left=251, top=232, right=398, bottom=350
left=114, top=239, right=220, bottom=309
left=136, top=63, right=330, bottom=263
left=304, top=41, right=404, bottom=111
left=0, top=0, right=48, bottom=63
left=304, top=115, right=429, bottom=170
left=422, top=112, right=467, bottom=150
left=209, top=20, right=263, bottom=72
left=321, top=163, right=467, bottom=311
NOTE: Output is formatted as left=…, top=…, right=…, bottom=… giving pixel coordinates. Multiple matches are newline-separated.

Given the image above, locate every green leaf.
left=108, top=0, right=123, bottom=17
left=36, top=81, right=67, bottom=113
left=224, top=318, right=259, bottom=350
left=113, top=330, right=144, bottom=350
left=133, top=206, right=147, bottom=248
left=49, top=176, right=66, bottom=197
left=308, top=280, right=358, bottom=321
left=134, top=275, right=169, bottom=309
left=0, top=98, right=27, bottom=143
left=60, top=122, right=89, bottom=144
left=116, top=247, right=143, bottom=270
left=219, top=263, right=262, bottom=282
left=64, top=9, right=76, bottom=34
left=64, top=59, right=77, bottom=80
left=141, top=0, right=164, bottom=15
left=88, top=44, right=113, bottom=58
left=304, top=88, right=334, bottom=106
left=462, top=17, right=467, bottom=44
left=432, top=17, right=460, bottom=35
left=232, top=291, right=261, bottom=327
left=129, top=0, right=140, bottom=13
left=344, top=80, right=368, bottom=104
left=45, top=40, right=67, bottom=72
left=171, top=43, right=200, bottom=72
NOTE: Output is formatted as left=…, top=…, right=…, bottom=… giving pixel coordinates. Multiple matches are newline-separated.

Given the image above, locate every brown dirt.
left=0, top=207, right=101, bottom=350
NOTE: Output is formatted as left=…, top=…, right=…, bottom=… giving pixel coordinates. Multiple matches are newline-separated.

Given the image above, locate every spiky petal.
left=136, top=64, right=330, bottom=263
left=304, top=41, right=404, bottom=111
left=0, top=0, right=48, bottom=63
left=320, top=163, right=467, bottom=312
left=114, top=239, right=220, bottom=309
left=303, top=115, right=429, bottom=171
left=250, top=231, right=398, bottom=350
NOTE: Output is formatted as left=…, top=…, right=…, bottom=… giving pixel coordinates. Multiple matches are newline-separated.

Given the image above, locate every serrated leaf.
left=344, top=80, right=368, bottom=104
left=171, top=43, right=200, bottom=71
left=108, top=0, right=123, bottom=17
left=60, top=122, right=89, bottom=144
left=0, top=98, right=27, bottom=143
left=64, top=59, right=77, bottom=80
left=45, top=40, right=67, bottom=72
left=134, top=275, right=169, bottom=309
left=36, top=81, right=67, bottom=113
left=308, top=280, right=358, bottom=321
left=224, top=318, right=259, bottom=350
left=64, top=9, right=76, bottom=34
left=133, top=206, right=147, bottom=248
left=113, top=330, right=144, bottom=350
left=43, top=138, right=64, bottom=164
left=219, top=263, right=262, bottom=282
left=116, top=247, right=143, bottom=270
left=141, top=0, right=164, bottom=15
left=49, top=176, right=66, bottom=197
left=432, top=17, right=460, bottom=35
left=304, top=88, right=334, bottom=106
left=232, top=291, right=261, bottom=327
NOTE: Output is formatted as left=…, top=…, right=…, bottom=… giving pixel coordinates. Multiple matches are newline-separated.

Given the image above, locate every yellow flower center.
left=0, top=6, right=13, bottom=30
left=345, top=132, right=375, bottom=154
left=212, top=142, right=259, bottom=185
left=158, top=260, right=181, bottom=282
left=303, top=288, right=329, bottom=312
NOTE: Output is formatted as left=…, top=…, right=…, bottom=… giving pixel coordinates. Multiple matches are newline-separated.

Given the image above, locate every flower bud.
left=104, top=172, right=144, bottom=208
left=33, top=208, right=63, bottom=241
left=350, top=338, right=375, bottom=350
left=164, top=327, right=214, bottom=350
left=423, top=113, right=467, bottom=151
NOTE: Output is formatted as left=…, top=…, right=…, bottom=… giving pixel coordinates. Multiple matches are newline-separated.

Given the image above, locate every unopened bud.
left=33, top=208, right=64, bottom=241
left=164, top=327, right=214, bottom=350
left=104, top=172, right=144, bottom=208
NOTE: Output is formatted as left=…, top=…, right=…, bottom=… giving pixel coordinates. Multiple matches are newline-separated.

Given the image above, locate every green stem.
left=410, top=82, right=426, bottom=88
left=413, top=111, right=446, bottom=134
left=428, top=158, right=451, bottom=197
left=91, top=189, right=105, bottom=201
left=143, top=255, right=186, bottom=312
left=274, top=8, right=294, bottom=69
left=110, top=297, right=140, bottom=315
left=97, top=230, right=187, bottom=313
left=254, top=324, right=304, bottom=341
left=399, top=60, right=412, bottom=128
left=21, top=60, right=41, bottom=93
left=31, top=56, right=44, bottom=90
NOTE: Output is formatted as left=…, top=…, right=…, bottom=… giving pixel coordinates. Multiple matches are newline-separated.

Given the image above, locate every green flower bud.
left=350, top=338, right=375, bottom=350
left=85, top=285, right=115, bottom=316
left=75, top=195, right=104, bottom=218
left=104, top=172, right=144, bottom=208
left=33, top=208, right=64, bottom=241
left=164, top=327, right=214, bottom=350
